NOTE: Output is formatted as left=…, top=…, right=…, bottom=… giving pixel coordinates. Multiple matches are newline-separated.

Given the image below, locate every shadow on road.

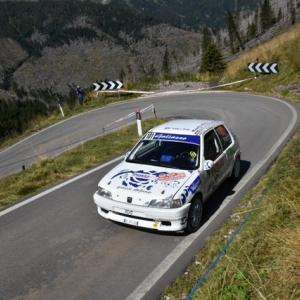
left=202, top=159, right=251, bottom=224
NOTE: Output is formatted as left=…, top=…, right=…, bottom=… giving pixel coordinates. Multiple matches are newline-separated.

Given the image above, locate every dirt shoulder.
left=154, top=81, right=209, bottom=93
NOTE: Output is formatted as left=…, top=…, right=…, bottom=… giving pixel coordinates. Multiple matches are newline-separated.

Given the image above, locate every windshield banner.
left=144, top=132, right=200, bottom=145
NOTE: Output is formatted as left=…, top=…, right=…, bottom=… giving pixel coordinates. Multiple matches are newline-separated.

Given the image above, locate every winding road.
left=0, top=91, right=299, bottom=300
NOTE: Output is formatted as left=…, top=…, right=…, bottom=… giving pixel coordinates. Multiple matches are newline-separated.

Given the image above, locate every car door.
left=214, top=124, right=234, bottom=177
left=203, top=129, right=227, bottom=195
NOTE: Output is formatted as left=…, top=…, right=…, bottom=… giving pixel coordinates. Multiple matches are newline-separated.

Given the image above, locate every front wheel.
left=185, top=196, right=203, bottom=234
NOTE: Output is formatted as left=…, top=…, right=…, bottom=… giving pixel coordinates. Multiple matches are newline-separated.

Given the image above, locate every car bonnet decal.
left=110, top=169, right=192, bottom=193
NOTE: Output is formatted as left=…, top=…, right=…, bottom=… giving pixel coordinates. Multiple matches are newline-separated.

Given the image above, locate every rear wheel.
left=230, top=155, right=241, bottom=180
left=185, top=196, right=203, bottom=233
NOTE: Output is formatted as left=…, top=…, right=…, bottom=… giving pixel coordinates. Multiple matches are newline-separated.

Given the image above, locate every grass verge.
left=0, top=118, right=166, bottom=210
left=161, top=21, right=300, bottom=300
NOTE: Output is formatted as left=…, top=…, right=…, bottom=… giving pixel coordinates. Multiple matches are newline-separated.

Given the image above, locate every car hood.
left=99, top=161, right=196, bottom=206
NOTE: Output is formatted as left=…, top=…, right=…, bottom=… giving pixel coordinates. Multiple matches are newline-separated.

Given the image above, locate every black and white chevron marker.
left=93, top=81, right=123, bottom=91
left=248, top=63, right=279, bottom=74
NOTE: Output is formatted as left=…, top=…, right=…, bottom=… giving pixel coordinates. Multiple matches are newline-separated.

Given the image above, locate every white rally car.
left=93, top=119, right=241, bottom=233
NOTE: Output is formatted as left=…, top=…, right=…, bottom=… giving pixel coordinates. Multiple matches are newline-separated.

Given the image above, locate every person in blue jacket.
left=76, top=86, right=83, bottom=105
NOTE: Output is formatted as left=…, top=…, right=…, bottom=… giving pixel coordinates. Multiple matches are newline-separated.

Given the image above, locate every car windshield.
left=126, top=139, right=200, bottom=170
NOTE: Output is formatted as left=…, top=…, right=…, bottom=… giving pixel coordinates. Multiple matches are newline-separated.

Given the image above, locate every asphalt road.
left=0, top=92, right=299, bottom=300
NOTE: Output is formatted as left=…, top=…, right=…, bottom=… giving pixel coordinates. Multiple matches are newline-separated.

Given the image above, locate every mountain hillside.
left=107, top=0, right=262, bottom=30
left=0, top=0, right=263, bottom=31
left=0, top=0, right=203, bottom=101
left=0, top=0, right=298, bottom=104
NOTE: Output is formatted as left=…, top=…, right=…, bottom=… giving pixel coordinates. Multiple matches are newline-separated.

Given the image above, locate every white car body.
left=93, top=119, right=241, bottom=233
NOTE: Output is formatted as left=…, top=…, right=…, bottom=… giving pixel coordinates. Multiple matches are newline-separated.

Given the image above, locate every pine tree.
left=247, top=21, right=257, bottom=40
left=289, top=0, right=296, bottom=25
left=277, top=8, right=282, bottom=22
left=201, top=26, right=213, bottom=53
left=162, top=46, right=170, bottom=76
left=260, top=0, right=275, bottom=31
left=226, top=11, right=236, bottom=54
left=200, top=43, right=226, bottom=74
left=226, top=11, right=244, bottom=54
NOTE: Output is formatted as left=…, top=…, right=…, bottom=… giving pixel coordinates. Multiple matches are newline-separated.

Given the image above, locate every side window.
left=215, top=125, right=232, bottom=150
left=204, top=130, right=222, bottom=161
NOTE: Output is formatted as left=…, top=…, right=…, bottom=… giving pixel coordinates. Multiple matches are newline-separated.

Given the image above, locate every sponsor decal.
left=190, top=151, right=197, bottom=159
left=156, top=133, right=187, bottom=141
left=180, top=187, right=189, bottom=205
left=189, top=176, right=201, bottom=194
left=133, top=173, right=154, bottom=180
left=145, top=132, right=200, bottom=145
left=164, top=126, right=190, bottom=131
left=158, top=172, right=186, bottom=181
left=226, top=147, right=234, bottom=156
left=116, top=186, right=152, bottom=194
left=153, top=222, right=159, bottom=228
left=144, top=132, right=156, bottom=140
left=192, top=122, right=214, bottom=135
left=180, top=176, right=201, bottom=204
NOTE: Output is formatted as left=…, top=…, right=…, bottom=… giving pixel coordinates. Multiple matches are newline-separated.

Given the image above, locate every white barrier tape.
left=144, top=78, right=254, bottom=98
left=140, top=103, right=154, bottom=114
left=96, top=90, right=154, bottom=96
left=205, top=77, right=254, bottom=89
left=103, top=103, right=156, bottom=130
left=103, top=112, right=135, bottom=129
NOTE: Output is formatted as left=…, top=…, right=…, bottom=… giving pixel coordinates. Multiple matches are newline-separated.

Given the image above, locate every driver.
left=179, top=149, right=197, bottom=165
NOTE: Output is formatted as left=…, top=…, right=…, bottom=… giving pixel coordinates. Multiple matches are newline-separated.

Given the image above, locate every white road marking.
left=0, top=156, right=122, bottom=217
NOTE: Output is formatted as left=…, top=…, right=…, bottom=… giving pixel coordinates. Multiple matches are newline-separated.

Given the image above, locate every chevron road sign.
left=248, top=63, right=279, bottom=74
left=93, top=81, right=123, bottom=91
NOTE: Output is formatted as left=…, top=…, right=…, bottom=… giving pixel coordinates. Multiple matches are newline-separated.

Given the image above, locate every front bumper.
left=93, top=192, right=190, bottom=231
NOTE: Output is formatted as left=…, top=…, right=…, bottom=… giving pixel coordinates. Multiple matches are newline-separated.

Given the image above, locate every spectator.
left=76, top=86, right=83, bottom=105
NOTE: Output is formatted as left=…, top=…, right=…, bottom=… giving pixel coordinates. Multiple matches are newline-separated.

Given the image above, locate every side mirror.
left=124, top=151, right=130, bottom=160
left=204, top=160, right=214, bottom=170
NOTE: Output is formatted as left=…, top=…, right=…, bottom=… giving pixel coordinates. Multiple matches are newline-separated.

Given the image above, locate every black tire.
left=185, top=196, right=203, bottom=234
left=230, top=155, right=241, bottom=180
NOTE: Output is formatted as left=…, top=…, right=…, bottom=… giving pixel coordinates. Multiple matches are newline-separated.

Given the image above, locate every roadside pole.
left=136, top=109, right=142, bottom=137
left=57, top=99, right=65, bottom=117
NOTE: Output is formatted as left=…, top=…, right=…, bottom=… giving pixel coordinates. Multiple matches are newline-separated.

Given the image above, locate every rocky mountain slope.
left=0, top=1, right=202, bottom=100
left=12, top=25, right=202, bottom=96
left=0, top=0, right=298, bottom=102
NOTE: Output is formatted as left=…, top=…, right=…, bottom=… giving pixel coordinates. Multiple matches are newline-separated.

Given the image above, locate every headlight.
left=149, top=198, right=182, bottom=209
left=97, top=187, right=112, bottom=200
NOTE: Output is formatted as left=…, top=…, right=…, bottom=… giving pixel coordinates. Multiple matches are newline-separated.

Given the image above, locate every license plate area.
left=114, top=207, right=145, bottom=218
left=123, top=217, right=139, bottom=226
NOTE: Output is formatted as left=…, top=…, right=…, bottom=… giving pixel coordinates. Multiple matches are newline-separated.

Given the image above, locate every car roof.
left=150, top=119, right=222, bottom=136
